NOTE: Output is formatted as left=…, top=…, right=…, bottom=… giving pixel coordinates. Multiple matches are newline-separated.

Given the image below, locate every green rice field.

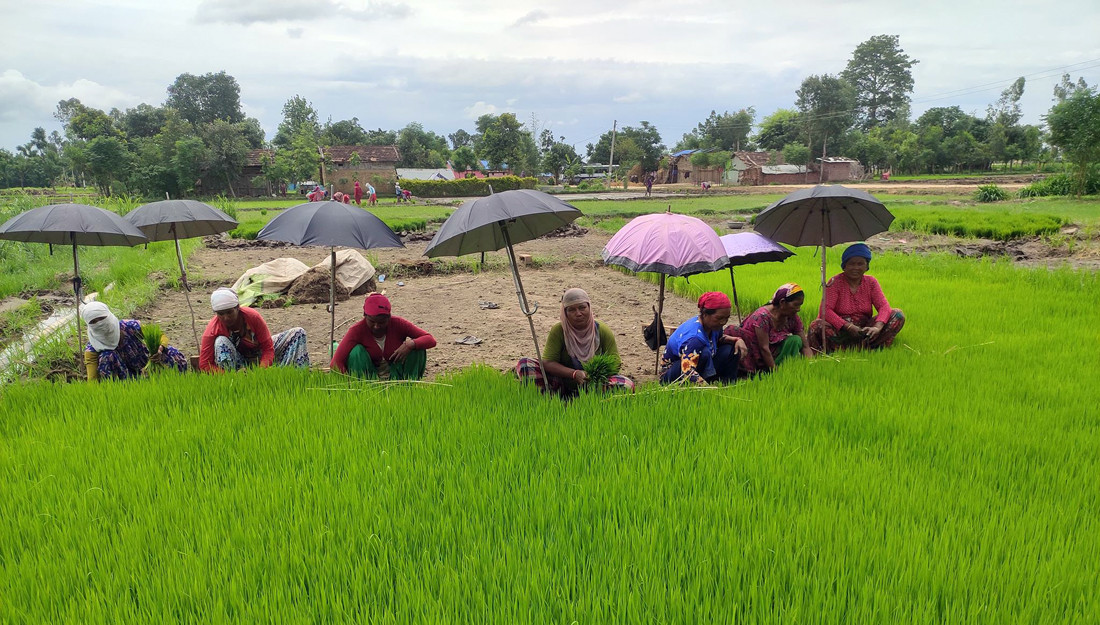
left=2, top=246, right=1098, bottom=622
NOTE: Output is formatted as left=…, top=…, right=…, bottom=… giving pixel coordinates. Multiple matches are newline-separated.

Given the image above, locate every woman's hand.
left=844, top=322, right=863, bottom=337
left=733, top=338, right=748, bottom=357
left=572, top=369, right=588, bottom=385
left=864, top=324, right=883, bottom=341
left=390, top=338, right=414, bottom=363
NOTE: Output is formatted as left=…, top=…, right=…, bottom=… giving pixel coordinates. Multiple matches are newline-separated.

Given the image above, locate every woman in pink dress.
left=808, top=243, right=905, bottom=353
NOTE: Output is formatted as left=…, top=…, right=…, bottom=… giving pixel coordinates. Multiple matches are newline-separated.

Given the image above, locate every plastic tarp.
left=231, top=251, right=376, bottom=306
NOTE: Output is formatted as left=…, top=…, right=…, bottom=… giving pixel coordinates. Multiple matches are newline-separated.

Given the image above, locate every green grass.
left=1, top=252, right=1098, bottom=622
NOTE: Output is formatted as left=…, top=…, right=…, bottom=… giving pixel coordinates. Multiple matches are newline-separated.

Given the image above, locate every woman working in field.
left=81, top=302, right=188, bottom=381
left=515, top=288, right=634, bottom=396
left=808, top=243, right=905, bottom=353
left=724, top=283, right=814, bottom=376
left=660, top=292, right=748, bottom=385
left=330, top=293, right=437, bottom=380
left=199, top=288, right=310, bottom=372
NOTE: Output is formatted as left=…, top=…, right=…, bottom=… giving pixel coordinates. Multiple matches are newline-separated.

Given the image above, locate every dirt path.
left=141, top=230, right=700, bottom=383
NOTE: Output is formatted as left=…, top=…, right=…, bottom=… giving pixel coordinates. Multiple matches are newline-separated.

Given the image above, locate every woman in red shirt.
left=808, top=243, right=905, bottom=353
left=199, top=288, right=310, bottom=372
left=330, top=293, right=437, bottom=380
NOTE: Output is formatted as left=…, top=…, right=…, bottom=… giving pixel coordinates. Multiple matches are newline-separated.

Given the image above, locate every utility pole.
left=607, top=120, right=617, bottom=188
left=818, top=136, right=827, bottom=183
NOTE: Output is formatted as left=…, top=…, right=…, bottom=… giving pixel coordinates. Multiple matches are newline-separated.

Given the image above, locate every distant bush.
left=397, top=176, right=537, bottom=198
left=974, top=184, right=1010, bottom=202
left=1018, top=171, right=1100, bottom=197
left=891, top=210, right=1064, bottom=241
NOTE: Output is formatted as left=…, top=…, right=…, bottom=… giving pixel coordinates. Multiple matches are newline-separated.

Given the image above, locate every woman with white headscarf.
left=515, top=287, right=634, bottom=396
left=81, top=302, right=188, bottom=381
left=198, top=287, right=309, bottom=372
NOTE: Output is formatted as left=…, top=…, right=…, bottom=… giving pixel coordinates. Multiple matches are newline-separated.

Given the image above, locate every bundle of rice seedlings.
left=582, top=353, right=618, bottom=387
left=142, top=323, right=164, bottom=356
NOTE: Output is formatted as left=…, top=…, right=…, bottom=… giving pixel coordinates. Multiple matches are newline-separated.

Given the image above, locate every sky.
left=2, top=0, right=1099, bottom=153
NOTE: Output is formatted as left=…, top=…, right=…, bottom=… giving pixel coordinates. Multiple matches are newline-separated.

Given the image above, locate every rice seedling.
left=141, top=322, right=163, bottom=355
left=581, top=353, right=618, bottom=386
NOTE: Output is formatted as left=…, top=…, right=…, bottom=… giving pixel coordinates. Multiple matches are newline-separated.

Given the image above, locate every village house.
left=322, top=145, right=400, bottom=196
left=728, top=151, right=864, bottom=185
left=659, top=149, right=724, bottom=184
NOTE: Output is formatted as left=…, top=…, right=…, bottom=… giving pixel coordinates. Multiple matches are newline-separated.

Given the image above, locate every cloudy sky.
left=2, top=0, right=1098, bottom=153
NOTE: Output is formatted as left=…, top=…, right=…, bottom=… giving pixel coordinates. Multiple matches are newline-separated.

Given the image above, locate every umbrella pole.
left=330, top=247, right=336, bottom=360
left=820, top=208, right=828, bottom=352
left=173, top=227, right=201, bottom=353
left=729, top=266, right=742, bottom=324
left=72, top=235, right=82, bottom=358
left=500, top=223, right=549, bottom=390
left=655, top=274, right=666, bottom=375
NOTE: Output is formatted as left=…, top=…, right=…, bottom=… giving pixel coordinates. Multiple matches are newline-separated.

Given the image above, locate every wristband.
left=572, top=370, right=580, bottom=381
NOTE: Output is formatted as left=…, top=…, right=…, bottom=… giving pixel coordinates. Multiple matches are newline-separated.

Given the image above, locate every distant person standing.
left=644, top=173, right=654, bottom=197
left=353, top=181, right=363, bottom=205
left=367, top=182, right=377, bottom=206
left=395, top=182, right=404, bottom=203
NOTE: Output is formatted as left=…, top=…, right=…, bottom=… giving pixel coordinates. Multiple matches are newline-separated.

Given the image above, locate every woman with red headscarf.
left=330, top=293, right=437, bottom=380
left=515, top=287, right=633, bottom=396
left=660, top=291, right=747, bottom=385
left=353, top=181, right=363, bottom=205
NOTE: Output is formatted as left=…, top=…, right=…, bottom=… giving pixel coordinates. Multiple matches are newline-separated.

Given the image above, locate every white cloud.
left=286, top=27, right=304, bottom=38
left=463, top=101, right=499, bottom=119
left=0, top=71, right=139, bottom=123
left=613, top=92, right=644, bottom=104
left=195, top=0, right=410, bottom=24
left=512, top=10, right=548, bottom=27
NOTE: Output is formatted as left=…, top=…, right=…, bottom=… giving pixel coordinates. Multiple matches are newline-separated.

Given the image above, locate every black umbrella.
left=753, top=185, right=893, bottom=347
left=423, top=189, right=582, bottom=388
left=126, top=199, right=238, bottom=350
left=719, top=232, right=795, bottom=323
left=256, top=201, right=405, bottom=357
left=0, top=203, right=148, bottom=353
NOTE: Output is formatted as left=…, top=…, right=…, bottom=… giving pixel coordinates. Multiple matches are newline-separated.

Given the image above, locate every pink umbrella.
left=602, top=209, right=729, bottom=373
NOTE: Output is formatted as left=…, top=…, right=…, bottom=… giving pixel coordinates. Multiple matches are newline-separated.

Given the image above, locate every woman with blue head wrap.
left=808, top=243, right=905, bottom=353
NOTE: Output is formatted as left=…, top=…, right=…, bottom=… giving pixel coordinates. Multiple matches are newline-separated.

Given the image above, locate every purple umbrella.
left=602, top=210, right=728, bottom=373
left=720, top=232, right=795, bottom=323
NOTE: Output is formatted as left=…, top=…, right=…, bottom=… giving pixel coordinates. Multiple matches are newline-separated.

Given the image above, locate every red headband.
left=697, top=291, right=731, bottom=310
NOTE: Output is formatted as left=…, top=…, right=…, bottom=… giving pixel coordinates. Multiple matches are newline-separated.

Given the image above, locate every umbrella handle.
left=519, top=301, right=539, bottom=317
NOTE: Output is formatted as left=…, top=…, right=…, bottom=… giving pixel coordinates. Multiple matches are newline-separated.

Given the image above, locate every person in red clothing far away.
left=198, top=288, right=310, bottom=372
left=353, top=180, right=363, bottom=205
left=808, top=243, right=905, bottom=353
left=329, top=293, right=437, bottom=380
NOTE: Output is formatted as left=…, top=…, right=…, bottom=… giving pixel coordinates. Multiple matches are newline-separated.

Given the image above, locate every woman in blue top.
left=660, top=291, right=747, bottom=385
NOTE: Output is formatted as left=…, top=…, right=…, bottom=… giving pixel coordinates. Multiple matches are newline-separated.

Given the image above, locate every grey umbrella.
left=719, top=232, right=795, bottom=323
left=126, top=199, right=238, bottom=350
left=257, top=200, right=405, bottom=357
left=753, top=185, right=893, bottom=347
left=0, top=203, right=148, bottom=354
left=423, top=189, right=583, bottom=388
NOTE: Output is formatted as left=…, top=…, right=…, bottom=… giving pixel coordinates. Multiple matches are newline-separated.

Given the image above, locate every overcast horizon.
left=2, top=0, right=1099, bottom=154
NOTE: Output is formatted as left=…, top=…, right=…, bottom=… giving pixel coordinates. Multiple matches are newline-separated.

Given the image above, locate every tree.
left=363, top=128, right=398, bottom=146
left=67, top=106, right=117, bottom=141
left=796, top=74, right=856, bottom=156
left=275, top=123, right=323, bottom=184
left=782, top=143, right=811, bottom=166
left=166, top=71, right=245, bottom=127
left=988, top=77, right=1025, bottom=127
left=677, top=109, right=755, bottom=151
left=202, top=119, right=250, bottom=196
left=323, top=117, right=368, bottom=146
left=479, top=113, right=530, bottom=172
left=541, top=140, right=579, bottom=182
left=448, top=129, right=473, bottom=150
left=273, top=95, right=320, bottom=149
left=85, top=136, right=130, bottom=195
left=451, top=146, right=480, bottom=173
left=586, top=121, right=665, bottom=172
left=172, top=136, right=208, bottom=196
left=119, top=104, right=167, bottom=139
left=841, top=34, right=918, bottom=130
left=1046, top=80, right=1100, bottom=196
left=755, top=109, right=802, bottom=151
left=396, top=122, right=449, bottom=168
left=237, top=117, right=265, bottom=149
